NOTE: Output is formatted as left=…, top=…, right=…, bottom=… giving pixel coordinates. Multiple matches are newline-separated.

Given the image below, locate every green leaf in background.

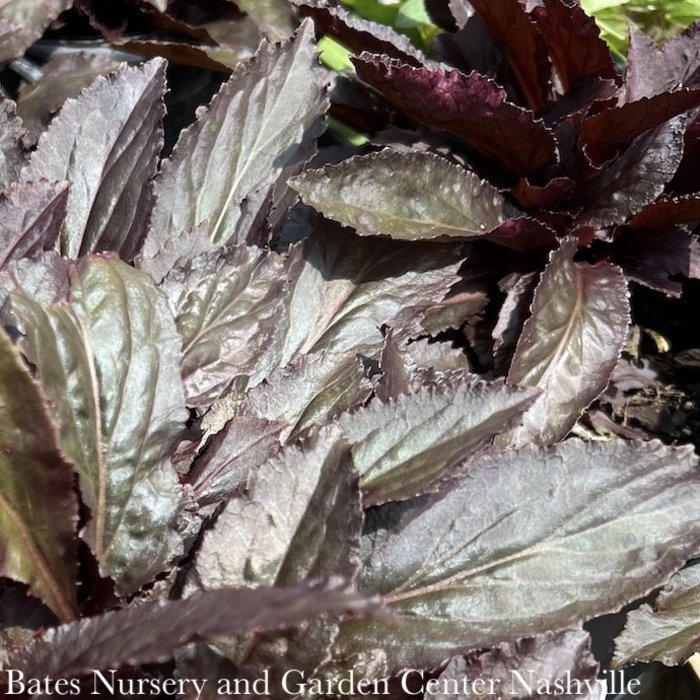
left=0, top=329, right=78, bottom=622
left=292, top=149, right=519, bottom=240
left=335, top=439, right=700, bottom=673
left=11, top=257, right=189, bottom=595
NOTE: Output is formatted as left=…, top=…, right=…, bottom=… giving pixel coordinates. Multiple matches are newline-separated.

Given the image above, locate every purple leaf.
left=0, top=97, right=26, bottom=191
left=11, top=256, right=189, bottom=594
left=21, top=59, right=166, bottom=261
left=507, top=238, right=630, bottom=445
left=0, top=181, right=69, bottom=267
left=613, top=564, right=700, bottom=667
left=293, top=0, right=428, bottom=66
left=4, top=580, right=380, bottom=681
left=0, top=1, right=72, bottom=63
left=626, top=24, right=700, bottom=100
left=469, top=0, right=551, bottom=111
left=532, top=0, right=618, bottom=92
left=579, top=90, right=700, bottom=166
left=629, top=195, right=700, bottom=229
left=352, top=54, right=558, bottom=176
left=427, top=631, right=604, bottom=700
left=574, top=116, right=687, bottom=227
left=143, top=21, right=328, bottom=252
left=336, top=439, right=700, bottom=671
left=291, top=149, right=520, bottom=240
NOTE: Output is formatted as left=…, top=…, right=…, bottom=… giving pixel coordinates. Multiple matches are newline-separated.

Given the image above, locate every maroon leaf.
left=352, top=54, right=557, bottom=176
left=511, top=176, right=574, bottom=209
left=574, top=116, right=687, bottom=227
left=532, top=0, right=618, bottom=92
left=4, top=580, right=381, bottom=681
left=629, top=195, right=700, bottom=229
left=486, top=216, right=557, bottom=252
left=0, top=181, right=69, bottom=267
left=293, top=0, right=427, bottom=67
left=424, top=0, right=469, bottom=31
left=580, top=90, right=700, bottom=166
left=469, top=0, right=551, bottom=111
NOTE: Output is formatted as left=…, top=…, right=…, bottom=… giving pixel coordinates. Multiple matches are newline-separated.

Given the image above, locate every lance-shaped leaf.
left=16, top=52, right=123, bottom=144
left=613, top=564, right=700, bottom=667
left=508, top=239, right=629, bottom=446
left=245, top=352, right=372, bottom=443
left=580, top=90, right=700, bottom=166
left=468, top=0, right=550, bottom=111
left=427, top=631, right=604, bottom=700
left=575, top=117, right=688, bottom=227
left=4, top=580, right=380, bottom=681
left=21, top=59, right=166, bottom=261
left=0, top=329, right=78, bottom=623
left=194, top=426, right=361, bottom=591
left=532, top=0, right=618, bottom=93
left=629, top=195, right=700, bottom=229
left=335, top=439, right=700, bottom=672
left=292, top=150, right=519, bottom=241
left=338, top=379, right=538, bottom=505
left=144, top=21, right=328, bottom=252
left=162, top=245, right=287, bottom=407
left=11, top=256, right=189, bottom=594
left=233, top=0, right=295, bottom=42
left=0, top=181, right=68, bottom=267
left=352, top=54, right=557, bottom=177
left=0, top=98, right=25, bottom=191
left=293, top=0, right=428, bottom=66
left=281, top=225, right=462, bottom=363
left=186, top=416, right=285, bottom=508
left=0, top=0, right=72, bottom=63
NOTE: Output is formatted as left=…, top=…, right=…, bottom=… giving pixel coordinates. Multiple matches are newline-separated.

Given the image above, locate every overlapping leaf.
left=143, top=21, right=328, bottom=253
left=468, top=0, right=550, bottom=111
left=338, top=379, right=538, bottom=505
left=580, top=91, right=700, bottom=166
left=427, top=631, right=604, bottom=700
left=292, top=149, right=519, bottom=240
left=613, top=564, right=700, bottom=667
left=352, top=54, right=557, bottom=176
left=574, top=117, right=688, bottom=226
left=508, top=239, right=630, bottom=446
left=186, top=417, right=284, bottom=508
left=532, top=0, right=618, bottom=92
left=0, top=98, right=25, bottom=191
left=0, top=330, right=78, bottom=622
left=4, top=580, right=379, bottom=681
left=0, top=181, right=68, bottom=267
left=293, top=0, right=428, bottom=66
left=162, top=245, right=287, bottom=407
left=245, top=352, right=372, bottom=443
left=0, top=0, right=72, bottom=63
left=334, top=439, right=700, bottom=672
left=194, top=426, right=361, bottom=591
left=11, top=256, right=189, bottom=594
left=21, top=59, right=166, bottom=260
left=280, top=226, right=462, bottom=363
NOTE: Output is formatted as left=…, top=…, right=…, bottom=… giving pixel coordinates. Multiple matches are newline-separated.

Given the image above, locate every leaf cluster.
left=1, top=0, right=700, bottom=697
